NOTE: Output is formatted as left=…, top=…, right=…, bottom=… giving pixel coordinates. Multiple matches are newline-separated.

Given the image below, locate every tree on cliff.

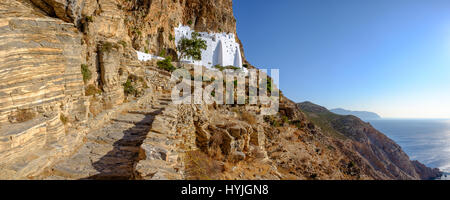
left=177, top=32, right=207, bottom=61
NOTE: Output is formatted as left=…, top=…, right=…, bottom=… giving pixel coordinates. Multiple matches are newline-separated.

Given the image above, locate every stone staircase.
left=41, top=92, right=177, bottom=180
left=134, top=98, right=185, bottom=180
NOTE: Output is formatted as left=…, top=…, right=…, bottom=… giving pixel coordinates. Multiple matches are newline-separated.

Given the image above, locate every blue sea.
left=368, top=119, right=450, bottom=180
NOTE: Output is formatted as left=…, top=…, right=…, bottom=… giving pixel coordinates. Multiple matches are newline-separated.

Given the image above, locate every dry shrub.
left=220, top=160, right=277, bottom=180
left=89, top=97, right=102, bottom=117
left=208, top=133, right=224, bottom=160
left=249, top=147, right=266, bottom=160
left=285, top=134, right=295, bottom=141
left=9, top=109, right=35, bottom=123
left=241, top=112, right=256, bottom=125
left=85, top=84, right=102, bottom=96
left=184, top=150, right=224, bottom=180
left=103, top=101, right=114, bottom=110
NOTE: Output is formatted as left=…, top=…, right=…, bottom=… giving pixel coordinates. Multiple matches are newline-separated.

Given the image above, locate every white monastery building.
left=174, top=25, right=243, bottom=69
left=137, top=24, right=244, bottom=71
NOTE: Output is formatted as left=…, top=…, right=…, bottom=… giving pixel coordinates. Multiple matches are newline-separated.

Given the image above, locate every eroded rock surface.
left=0, top=0, right=442, bottom=180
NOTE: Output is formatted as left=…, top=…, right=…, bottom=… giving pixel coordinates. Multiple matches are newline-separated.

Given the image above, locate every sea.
left=368, top=119, right=450, bottom=180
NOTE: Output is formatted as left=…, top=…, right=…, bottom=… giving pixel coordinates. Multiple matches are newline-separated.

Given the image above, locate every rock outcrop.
left=298, top=101, right=442, bottom=180
left=0, top=0, right=441, bottom=180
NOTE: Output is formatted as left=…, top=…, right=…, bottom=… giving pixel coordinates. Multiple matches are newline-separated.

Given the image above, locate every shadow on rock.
left=83, top=109, right=164, bottom=180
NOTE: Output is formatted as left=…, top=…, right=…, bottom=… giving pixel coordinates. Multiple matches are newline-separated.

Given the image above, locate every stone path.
left=43, top=94, right=172, bottom=180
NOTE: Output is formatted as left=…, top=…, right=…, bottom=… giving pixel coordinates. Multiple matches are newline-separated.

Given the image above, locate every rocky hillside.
left=330, top=108, right=381, bottom=121
left=298, top=101, right=442, bottom=180
left=0, top=0, right=441, bottom=180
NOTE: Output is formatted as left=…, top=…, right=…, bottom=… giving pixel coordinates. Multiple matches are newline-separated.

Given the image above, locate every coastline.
left=368, top=118, right=450, bottom=179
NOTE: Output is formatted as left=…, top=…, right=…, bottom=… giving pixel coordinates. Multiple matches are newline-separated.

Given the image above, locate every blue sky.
left=233, top=0, right=450, bottom=118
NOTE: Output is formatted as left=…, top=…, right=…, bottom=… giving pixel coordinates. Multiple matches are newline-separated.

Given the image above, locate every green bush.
left=159, top=49, right=166, bottom=57
left=267, top=77, right=273, bottom=93
left=272, top=120, right=279, bottom=127
left=212, top=65, right=240, bottom=71
left=60, top=114, right=68, bottom=125
left=177, top=32, right=207, bottom=61
left=81, top=64, right=92, bottom=83
left=138, top=76, right=149, bottom=89
left=86, top=16, right=93, bottom=22
left=123, top=78, right=137, bottom=96
left=264, top=115, right=280, bottom=127
left=291, top=120, right=303, bottom=129
left=226, top=65, right=241, bottom=70
left=118, top=40, right=127, bottom=48
left=213, top=65, right=225, bottom=71
left=157, top=56, right=176, bottom=72
left=100, top=41, right=119, bottom=53
left=282, top=115, right=289, bottom=125
left=122, top=75, right=147, bottom=97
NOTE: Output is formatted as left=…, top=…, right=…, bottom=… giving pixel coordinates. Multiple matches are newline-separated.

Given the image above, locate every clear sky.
left=233, top=0, right=450, bottom=119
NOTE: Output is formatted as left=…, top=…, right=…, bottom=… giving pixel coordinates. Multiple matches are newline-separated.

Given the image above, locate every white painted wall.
left=174, top=25, right=244, bottom=70
left=136, top=51, right=164, bottom=61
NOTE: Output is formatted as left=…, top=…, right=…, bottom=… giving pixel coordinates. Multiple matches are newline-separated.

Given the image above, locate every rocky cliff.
left=298, top=101, right=442, bottom=180
left=0, top=0, right=440, bottom=180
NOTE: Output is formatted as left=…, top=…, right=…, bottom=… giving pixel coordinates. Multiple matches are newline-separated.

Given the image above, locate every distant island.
left=330, top=108, right=381, bottom=121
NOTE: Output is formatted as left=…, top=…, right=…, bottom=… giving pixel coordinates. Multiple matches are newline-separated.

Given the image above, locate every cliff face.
left=27, top=0, right=239, bottom=57
left=0, top=0, right=88, bottom=178
left=298, top=102, right=442, bottom=180
left=0, top=0, right=245, bottom=180
left=0, top=0, right=440, bottom=180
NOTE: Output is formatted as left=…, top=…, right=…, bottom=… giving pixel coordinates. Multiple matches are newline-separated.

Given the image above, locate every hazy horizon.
left=308, top=104, right=450, bottom=119
left=234, top=0, right=450, bottom=119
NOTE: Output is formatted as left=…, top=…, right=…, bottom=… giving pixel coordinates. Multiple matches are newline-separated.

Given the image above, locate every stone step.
left=159, top=102, right=170, bottom=106
left=127, top=109, right=163, bottom=115
left=135, top=159, right=180, bottom=179
left=83, top=172, right=132, bottom=180
left=115, top=138, right=146, bottom=147
left=102, top=125, right=150, bottom=135
left=152, top=105, right=167, bottom=110
left=158, top=98, right=172, bottom=102
left=112, top=113, right=154, bottom=125
left=88, top=130, right=148, bottom=148
left=146, top=66, right=171, bottom=76
left=159, top=96, right=172, bottom=100
left=143, top=132, right=170, bottom=143
left=41, top=92, right=175, bottom=180
left=51, top=154, right=98, bottom=179
left=43, top=175, right=67, bottom=180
